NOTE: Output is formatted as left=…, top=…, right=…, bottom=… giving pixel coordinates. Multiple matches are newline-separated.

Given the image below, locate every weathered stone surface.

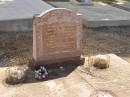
left=33, top=8, right=82, bottom=65
left=0, top=54, right=130, bottom=97
left=6, top=65, right=28, bottom=84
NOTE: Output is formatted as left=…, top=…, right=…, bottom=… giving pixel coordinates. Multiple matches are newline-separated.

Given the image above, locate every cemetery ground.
left=0, top=26, right=130, bottom=66
left=0, top=26, right=130, bottom=97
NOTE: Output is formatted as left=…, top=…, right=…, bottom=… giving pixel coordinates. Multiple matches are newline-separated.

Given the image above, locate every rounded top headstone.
left=33, top=8, right=83, bottom=65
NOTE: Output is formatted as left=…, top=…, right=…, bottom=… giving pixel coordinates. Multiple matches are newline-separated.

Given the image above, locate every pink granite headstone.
left=33, top=8, right=82, bottom=66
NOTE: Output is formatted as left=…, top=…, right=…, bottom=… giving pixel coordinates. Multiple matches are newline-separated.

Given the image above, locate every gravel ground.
left=0, top=26, right=130, bottom=67
left=83, top=26, right=130, bottom=63
left=0, top=32, right=32, bottom=67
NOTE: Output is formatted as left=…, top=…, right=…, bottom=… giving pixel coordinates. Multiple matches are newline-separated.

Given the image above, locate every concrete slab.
left=49, top=1, right=130, bottom=27
left=0, top=0, right=53, bottom=21
left=78, top=54, right=130, bottom=97
left=0, top=54, right=130, bottom=97
left=0, top=67, right=94, bottom=97
left=70, top=0, right=93, bottom=6
left=112, top=2, right=130, bottom=12
left=0, top=0, right=53, bottom=32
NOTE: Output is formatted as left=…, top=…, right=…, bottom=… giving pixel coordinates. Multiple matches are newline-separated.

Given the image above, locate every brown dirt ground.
left=0, top=26, right=130, bottom=67
left=0, top=32, right=32, bottom=67
left=83, top=26, right=130, bottom=63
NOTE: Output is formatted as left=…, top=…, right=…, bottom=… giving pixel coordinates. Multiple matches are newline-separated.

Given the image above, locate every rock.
left=6, top=65, right=28, bottom=84
left=90, top=54, right=110, bottom=69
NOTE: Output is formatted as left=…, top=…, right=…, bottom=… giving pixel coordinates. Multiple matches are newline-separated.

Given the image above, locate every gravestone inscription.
left=33, top=8, right=82, bottom=66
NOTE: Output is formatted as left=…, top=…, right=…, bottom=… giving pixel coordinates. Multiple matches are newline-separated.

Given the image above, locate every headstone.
left=33, top=8, right=83, bottom=66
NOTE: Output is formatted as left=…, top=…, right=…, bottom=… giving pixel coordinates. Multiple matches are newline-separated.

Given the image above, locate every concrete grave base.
left=0, top=19, right=32, bottom=32
left=0, top=0, right=53, bottom=32
left=49, top=1, right=130, bottom=27
left=111, top=2, right=130, bottom=12
left=0, top=54, right=130, bottom=97
left=70, top=0, right=93, bottom=6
